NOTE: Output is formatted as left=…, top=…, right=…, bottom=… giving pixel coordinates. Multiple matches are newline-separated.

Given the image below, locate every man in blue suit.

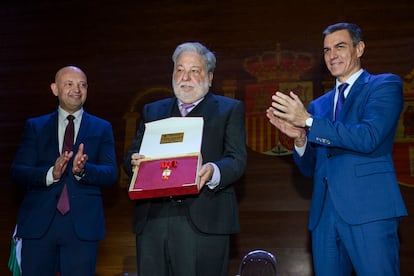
left=266, top=23, right=407, bottom=275
left=10, top=66, right=118, bottom=275
left=123, top=42, right=247, bottom=276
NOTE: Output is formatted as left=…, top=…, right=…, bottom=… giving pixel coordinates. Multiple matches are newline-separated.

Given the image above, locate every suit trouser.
left=21, top=211, right=99, bottom=276
left=311, top=192, right=401, bottom=276
left=136, top=199, right=230, bottom=276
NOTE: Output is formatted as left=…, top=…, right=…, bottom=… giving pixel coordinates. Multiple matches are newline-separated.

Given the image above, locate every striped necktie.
left=180, top=103, right=195, bottom=117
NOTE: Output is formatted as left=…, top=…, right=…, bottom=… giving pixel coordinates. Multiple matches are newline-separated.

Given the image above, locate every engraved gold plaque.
left=160, top=132, right=184, bottom=144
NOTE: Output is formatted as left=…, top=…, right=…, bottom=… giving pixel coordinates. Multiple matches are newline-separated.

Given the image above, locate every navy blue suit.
left=295, top=71, right=407, bottom=275
left=10, top=110, right=118, bottom=275
left=123, top=92, right=247, bottom=275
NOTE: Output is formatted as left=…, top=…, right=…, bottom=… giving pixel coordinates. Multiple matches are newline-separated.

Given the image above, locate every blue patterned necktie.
left=334, top=83, right=349, bottom=121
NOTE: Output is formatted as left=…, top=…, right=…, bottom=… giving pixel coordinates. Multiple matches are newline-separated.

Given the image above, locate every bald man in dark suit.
left=11, top=66, right=118, bottom=275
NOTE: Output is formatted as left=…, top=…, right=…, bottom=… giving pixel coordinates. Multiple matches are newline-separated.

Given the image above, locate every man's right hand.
left=52, top=151, right=73, bottom=180
left=131, top=152, right=146, bottom=172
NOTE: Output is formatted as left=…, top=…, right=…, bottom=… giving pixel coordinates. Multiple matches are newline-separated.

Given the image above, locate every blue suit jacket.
left=294, top=71, right=408, bottom=230
left=11, top=110, right=118, bottom=241
left=123, top=92, right=247, bottom=235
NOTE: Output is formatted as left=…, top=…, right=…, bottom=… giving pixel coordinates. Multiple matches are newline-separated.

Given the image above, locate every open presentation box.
left=128, top=117, right=204, bottom=200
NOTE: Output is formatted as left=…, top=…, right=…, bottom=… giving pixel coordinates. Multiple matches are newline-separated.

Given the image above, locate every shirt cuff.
left=206, top=162, right=221, bottom=190
left=294, top=138, right=307, bottom=157
left=46, top=167, right=57, bottom=186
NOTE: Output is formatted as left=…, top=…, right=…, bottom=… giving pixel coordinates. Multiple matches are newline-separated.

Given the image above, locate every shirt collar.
left=177, top=97, right=204, bottom=108
left=336, top=69, right=364, bottom=89
left=58, top=107, right=83, bottom=122
left=335, top=69, right=364, bottom=97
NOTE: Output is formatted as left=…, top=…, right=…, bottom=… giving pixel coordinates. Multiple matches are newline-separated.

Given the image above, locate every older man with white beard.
left=123, top=42, right=247, bottom=276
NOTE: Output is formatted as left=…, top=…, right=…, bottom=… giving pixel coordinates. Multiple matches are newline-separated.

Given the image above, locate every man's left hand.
left=270, top=91, right=310, bottom=127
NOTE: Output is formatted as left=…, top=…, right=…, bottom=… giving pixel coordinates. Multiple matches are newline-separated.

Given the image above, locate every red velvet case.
left=128, top=154, right=202, bottom=200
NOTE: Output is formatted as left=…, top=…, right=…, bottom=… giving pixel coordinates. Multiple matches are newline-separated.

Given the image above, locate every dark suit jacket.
left=123, top=92, right=247, bottom=235
left=11, top=110, right=118, bottom=241
left=294, top=70, right=408, bottom=230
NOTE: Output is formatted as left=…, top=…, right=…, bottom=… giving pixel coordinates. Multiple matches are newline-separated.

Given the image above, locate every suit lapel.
left=76, top=112, right=90, bottom=149
left=188, top=92, right=216, bottom=120
left=161, top=98, right=179, bottom=118
left=341, top=71, right=370, bottom=119
left=328, top=90, right=336, bottom=120
left=48, top=111, right=60, bottom=156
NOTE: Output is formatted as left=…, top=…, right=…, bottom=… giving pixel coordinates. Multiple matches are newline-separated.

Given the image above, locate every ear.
left=356, top=41, right=365, bottom=58
left=50, top=83, right=58, bottom=96
left=208, top=72, right=213, bottom=87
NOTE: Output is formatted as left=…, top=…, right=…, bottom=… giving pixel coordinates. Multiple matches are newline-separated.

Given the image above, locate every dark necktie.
left=334, top=83, right=349, bottom=121
left=180, top=103, right=195, bottom=117
left=57, top=115, right=74, bottom=215
left=62, top=115, right=74, bottom=153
